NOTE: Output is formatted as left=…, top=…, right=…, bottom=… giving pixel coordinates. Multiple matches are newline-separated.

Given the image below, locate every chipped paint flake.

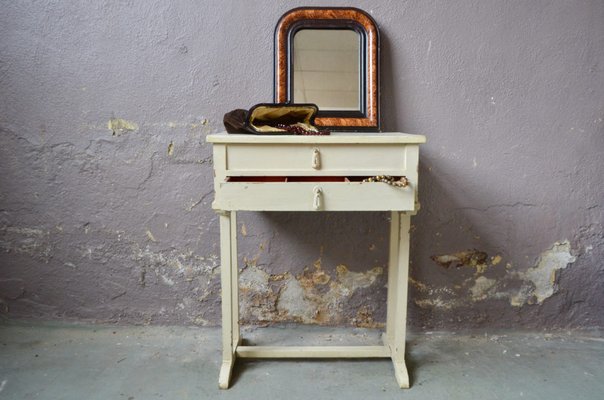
left=491, top=255, right=502, bottom=265
left=146, top=230, right=157, bottom=242
left=108, top=118, right=138, bottom=135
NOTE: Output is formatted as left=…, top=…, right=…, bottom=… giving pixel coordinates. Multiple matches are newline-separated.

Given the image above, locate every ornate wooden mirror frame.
left=274, top=7, right=380, bottom=131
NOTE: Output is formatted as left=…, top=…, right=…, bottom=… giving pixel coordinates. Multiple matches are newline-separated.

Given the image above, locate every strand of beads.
left=362, top=175, right=409, bottom=187
left=275, top=124, right=330, bottom=135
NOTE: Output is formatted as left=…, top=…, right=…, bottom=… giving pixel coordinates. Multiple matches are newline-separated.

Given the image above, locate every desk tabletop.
left=206, top=132, right=426, bottom=144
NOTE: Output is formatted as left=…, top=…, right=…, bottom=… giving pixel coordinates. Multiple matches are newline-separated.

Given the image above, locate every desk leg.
left=218, top=211, right=239, bottom=389
left=385, top=211, right=411, bottom=388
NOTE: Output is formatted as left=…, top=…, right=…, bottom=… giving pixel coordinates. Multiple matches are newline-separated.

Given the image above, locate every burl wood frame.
left=274, top=7, right=380, bottom=131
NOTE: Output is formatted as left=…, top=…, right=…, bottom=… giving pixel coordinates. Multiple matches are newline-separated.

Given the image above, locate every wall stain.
left=0, top=226, right=52, bottom=262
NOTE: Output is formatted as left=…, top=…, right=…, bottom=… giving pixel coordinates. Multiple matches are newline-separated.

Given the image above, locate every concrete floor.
left=0, top=320, right=603, bottom=400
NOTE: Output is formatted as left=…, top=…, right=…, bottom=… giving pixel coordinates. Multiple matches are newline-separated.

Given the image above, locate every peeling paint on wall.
left=107, top=118, right=138, bottom=136
left=415, top=241, right=577, bottom=310
left=510, top=241, right=576, bottom=306
left=431, top=249, right=489, bottom=274
left=236, top=258, right=384, bottom=327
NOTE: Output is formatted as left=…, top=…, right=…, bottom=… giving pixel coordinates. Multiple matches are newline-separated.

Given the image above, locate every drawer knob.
left=313, top=186, right=322, bottom=210
left=311, top=148, right=321, bottom=169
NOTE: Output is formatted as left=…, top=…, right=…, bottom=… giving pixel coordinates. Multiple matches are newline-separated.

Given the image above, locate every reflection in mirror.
left=293, top=29, right=360, bottom=111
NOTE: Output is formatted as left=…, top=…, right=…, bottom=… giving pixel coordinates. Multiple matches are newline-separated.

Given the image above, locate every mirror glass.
left=292, top=29, right=361, bottom=111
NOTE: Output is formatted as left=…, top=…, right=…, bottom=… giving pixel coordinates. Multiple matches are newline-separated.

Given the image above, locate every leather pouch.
left=223, top=103, right=320, bottom=134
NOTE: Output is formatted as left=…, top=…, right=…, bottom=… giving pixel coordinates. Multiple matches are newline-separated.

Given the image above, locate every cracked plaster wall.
left=1, top=1, right=603, bottom=330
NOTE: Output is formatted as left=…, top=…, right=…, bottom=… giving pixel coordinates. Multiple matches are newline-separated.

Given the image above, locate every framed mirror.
left=275, top=7, right=380, bottom=131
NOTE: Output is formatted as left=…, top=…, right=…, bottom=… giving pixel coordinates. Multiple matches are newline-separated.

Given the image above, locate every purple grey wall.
left=1, top=0, right=602, bottom=330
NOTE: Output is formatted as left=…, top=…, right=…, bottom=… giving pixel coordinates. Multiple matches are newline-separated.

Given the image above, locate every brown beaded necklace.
left=362, top=175, right=409, bottom=187
left=275, top=123, right=330, bottom=135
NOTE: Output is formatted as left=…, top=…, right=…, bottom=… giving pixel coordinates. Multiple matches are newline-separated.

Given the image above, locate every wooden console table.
left=207, top=132, right=426, bottom=389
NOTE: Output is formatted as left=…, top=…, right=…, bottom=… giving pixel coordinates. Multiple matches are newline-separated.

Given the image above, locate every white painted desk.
left=207, top=132, right=426, bottom=389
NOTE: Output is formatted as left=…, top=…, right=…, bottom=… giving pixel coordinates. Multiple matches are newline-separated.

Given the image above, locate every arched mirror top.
left=275, top=7, right=380, bottom=131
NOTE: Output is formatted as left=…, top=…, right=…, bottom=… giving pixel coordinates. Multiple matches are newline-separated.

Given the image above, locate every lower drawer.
left=213, top=178, right=415, bottom=211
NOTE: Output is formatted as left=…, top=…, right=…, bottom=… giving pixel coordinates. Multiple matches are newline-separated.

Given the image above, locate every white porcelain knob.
left=313, top=186, right=322, bottom=210
left=312, top=148, right=321, bottom=169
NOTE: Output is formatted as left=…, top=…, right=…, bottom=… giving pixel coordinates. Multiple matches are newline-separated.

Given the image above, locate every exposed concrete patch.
left=277, top=278, right=315, bottom=322
left=237, top=258, right=385, bottom=326
left=510, top=241, right=576, bottom=306
left=239, top=265, right=282, bottom=322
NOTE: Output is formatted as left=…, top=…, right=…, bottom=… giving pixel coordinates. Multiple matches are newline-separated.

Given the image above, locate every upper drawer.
left=224, top=144, right=410, bottom=176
